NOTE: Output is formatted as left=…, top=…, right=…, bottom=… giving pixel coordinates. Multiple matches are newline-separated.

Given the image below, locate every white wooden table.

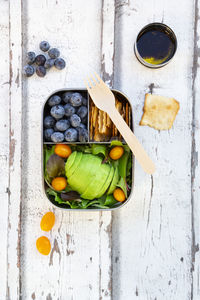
left=1, top=0, right=199, bottom=299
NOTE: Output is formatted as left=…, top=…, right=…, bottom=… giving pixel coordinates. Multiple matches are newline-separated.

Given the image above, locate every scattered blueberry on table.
left=44, top=92, right=88, bottom=142
left=24, top=41, right=66, bottom=77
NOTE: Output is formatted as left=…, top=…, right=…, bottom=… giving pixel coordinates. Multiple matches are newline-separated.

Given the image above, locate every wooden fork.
left=85, top=72, right=155, bottom=174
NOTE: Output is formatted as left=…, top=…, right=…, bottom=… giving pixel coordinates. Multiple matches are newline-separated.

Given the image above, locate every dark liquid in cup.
left=136, top=24, right=176, bottom=65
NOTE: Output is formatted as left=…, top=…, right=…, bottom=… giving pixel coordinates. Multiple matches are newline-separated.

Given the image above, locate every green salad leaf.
left=116, top=176, right=127, bottom=197
left=118, top=151, right=129, bottom=178
left=46, top=154, right=65, bottom=178
left=92, top=144, right=107, bottom=157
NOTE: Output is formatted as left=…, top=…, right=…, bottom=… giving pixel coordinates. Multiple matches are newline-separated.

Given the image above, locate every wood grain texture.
left=0, top=1, right=9, bottom=299
left=1, top=0, right=200, bottom=299
left=112, top=0, right=194, bottom=299
left=20, top=0, right=114, bottom=299
left=6, top=0, right=23, bottom=298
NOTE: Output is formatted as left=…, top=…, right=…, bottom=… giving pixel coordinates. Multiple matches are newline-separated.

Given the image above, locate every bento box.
left=42, top=88, right=134, bottom=210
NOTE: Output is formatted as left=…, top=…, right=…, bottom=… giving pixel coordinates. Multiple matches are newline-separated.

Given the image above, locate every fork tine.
left=94, top=72, right=103, bottom=83
left=90, top=74, right=98, bottom=85
left=84, top=79, right=91, bottom=91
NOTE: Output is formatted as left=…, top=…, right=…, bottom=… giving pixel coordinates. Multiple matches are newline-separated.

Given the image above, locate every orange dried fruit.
left=109, top=146, right=124, bottom=160
left=54, top=144, right=72, bottom=158
left=36, top=236, right=51, bottom=255
left=113, top=188, right=126, bottom=202
left=40, top=212, right=55, bottom=232
left=52, top=177, right=67, bottom=191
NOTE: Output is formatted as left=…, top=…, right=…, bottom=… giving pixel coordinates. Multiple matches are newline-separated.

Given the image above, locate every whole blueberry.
left=27, top=52, right=36, bottom=64
left=77, top=106, right=88, bottom=119
left=50, top=105, right=65, bottom=120
left=48, top=95, right=61, bottom=106
left=70, top=93, right=82, bottom=107
left=39, top=41, right=50, bottom=52
left=51, top=132, right=64, bottom=143
left=44, top=128, right=54, bottom=141
left=54, top=58, right=66, bottom=70
left=35, top=54, right=46, bottom=66
left=44, top=58, right=55, bottom=69
left=48, top=48, right=60, bottom=59
left=78, top=128, right=88, bottom=142
left=55, top=119, right=70, bottom=131
left=44, top=116, right=55, bottom=128
left=36, top=66, right=46, bottom=77
left=82, top=97, right=87, bottom=106
left=81, top=116, right=87, bottom=124
left=70, top=114, right=81, bottom=128
left=24, top=65, right=35, bottom=77
left=62, top=92, right=73, bottom=104
left=64, top=103, right=76, bottom=117
left=64, top=128, right=78, bottom=142
left=78, top=123, right=86, bottom=130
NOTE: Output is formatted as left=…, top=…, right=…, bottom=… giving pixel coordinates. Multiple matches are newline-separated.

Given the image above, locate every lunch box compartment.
left=42, top=88, right=134, bottom=210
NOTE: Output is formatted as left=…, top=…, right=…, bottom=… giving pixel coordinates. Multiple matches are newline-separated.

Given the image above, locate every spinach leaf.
left=116, top=176, right=127, bottom=197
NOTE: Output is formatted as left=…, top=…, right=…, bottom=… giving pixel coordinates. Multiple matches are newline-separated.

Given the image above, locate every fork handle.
left=109, top=109, right=155, bottom=174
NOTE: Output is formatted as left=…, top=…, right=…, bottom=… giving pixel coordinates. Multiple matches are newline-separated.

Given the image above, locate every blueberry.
left=78, top=123, right=86, bottom=129
left=62, top=92, right=73, bottom=104
left=54, top=58, right=66, bottom=70
left=44, top=116, right=55, bottom=128
left=35, top=54, right=46, bottom=66
left=48, top=95, right=61, bottom=106
left=51, top=132, right=64, bottom=143
left=64, top=103, right=76, bottom=117
left=81, top=116, right=87, bottom=124
left=48, top=48, right=60, bottom=59
left=70, top=114, right=81, bottom=127
left=39, top=41, right=50, bottom=52
left=44, top=58, right=55, bottom=69
left=82, top=97, right=87, bottom=106
left=64, top=128, right=78, bottom=142
left=70, top=93, right=82, bottom=107
left=27, top=52, right=36, bottom=64
left=36, top=66, right=46, bottom=77
left=50, top=105, right=65, bottom=120
left=78, top=128, right=88, bottom=142
left=24, top=65, right=35, bottom=77
left=77, top=106, right=88, bottom=119
left=55, top=119, right=70, bottom=131
left=44, top=128, right=54, bottom=141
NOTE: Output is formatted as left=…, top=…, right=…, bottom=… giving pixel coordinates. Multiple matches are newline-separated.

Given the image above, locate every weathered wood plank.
left=112, top=0, right=194, bottom=299
left=20, top=0, right=114, bottom=299
left=6, top=0, right=23, bottom=299
left=99, top=0, right=115, bottom=299
left=191, top=1, right=200, bottom=299
left=0, top=1, right=10, bottom=299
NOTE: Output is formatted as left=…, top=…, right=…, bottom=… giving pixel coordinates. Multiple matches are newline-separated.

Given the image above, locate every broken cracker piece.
left=140, top=93, right=180, bottom=130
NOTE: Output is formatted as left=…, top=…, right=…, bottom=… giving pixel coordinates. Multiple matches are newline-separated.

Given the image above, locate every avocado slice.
left=68, top=154, right=102, bottom=195
left=107, top=167, right=119, bottom=195
left=65, top=151, right=77, bottom=175
left=81, top=163, right=110, bottom=200
left=96, top=165, right=114, bottom=198
left=66, top=152, right=83, bottom=178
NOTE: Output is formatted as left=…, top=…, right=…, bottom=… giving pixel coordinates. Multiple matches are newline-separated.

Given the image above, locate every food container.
left=134, top=22, right=177, bottom=68
left=42, top=88, right=135, bottom=210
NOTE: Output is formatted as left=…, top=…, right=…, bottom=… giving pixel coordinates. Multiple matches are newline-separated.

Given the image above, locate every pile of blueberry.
left=24, top=41, right=66, bottom=78
left=44, top=92, right=88, bottom=142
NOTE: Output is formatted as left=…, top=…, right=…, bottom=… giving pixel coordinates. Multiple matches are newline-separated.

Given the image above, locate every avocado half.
left=81, top=163, right=110, bottom=200
left=65, top=152, right=83, bottom=178
left=67, top=154, right=103, bottom=196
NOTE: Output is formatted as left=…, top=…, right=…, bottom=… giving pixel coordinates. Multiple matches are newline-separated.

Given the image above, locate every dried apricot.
left=52, top=177, right=67, bottom=191
left=40, top=212, right=55, bottom=231
left=109, top=146, right=124, bottom=160
left=55, top=144, right=72, bottom=158
left=113, top=188, right=126, bottom=202
left=36, top=236, right=51, bottom=255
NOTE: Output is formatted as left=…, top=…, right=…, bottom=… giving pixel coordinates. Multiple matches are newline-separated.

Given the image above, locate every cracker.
left=140, top=93, right=180, bottom=130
